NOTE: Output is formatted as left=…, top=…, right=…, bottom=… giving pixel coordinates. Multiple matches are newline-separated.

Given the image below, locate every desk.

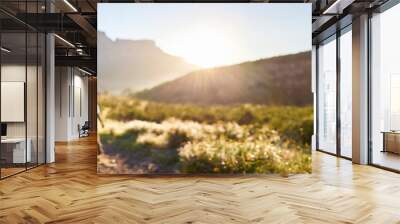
left=382, top=131, right=400, bottom=154
left=1, top=138, right=31, bottom=163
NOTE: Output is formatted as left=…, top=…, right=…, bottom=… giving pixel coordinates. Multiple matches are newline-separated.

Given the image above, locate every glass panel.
left=318, top=37, right=337, bottom=154
left=340, top=29, right=352, bottom=158
left=0, top=1, right=46, bottom=179
left=27, top=31, right=38, bottom=169
left=371, top=4, right=400, bottom=171
left=1, top=31, right=27, bottom=177
left=25, top=0, right=38, bottom=169
left=38, top=33, right=45, bottom=165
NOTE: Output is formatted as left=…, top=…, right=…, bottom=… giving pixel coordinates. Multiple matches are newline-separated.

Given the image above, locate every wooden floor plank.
left=0, top=136, right=399, bottom=223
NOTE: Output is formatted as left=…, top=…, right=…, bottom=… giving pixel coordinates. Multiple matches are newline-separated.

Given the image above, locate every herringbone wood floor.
left=1, top=136, right=400, bottom=224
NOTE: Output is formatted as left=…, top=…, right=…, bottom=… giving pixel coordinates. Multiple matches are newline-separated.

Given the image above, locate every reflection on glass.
left=27, top=31, right=38, bottom=169
left=318, top=37, right=337, bottom=154
left=1, top=32, right=27, bottom=177
left=0, top=1, right=47, bottom=179
left=340, top=29, right=352, bottom=158
left=38, top=33, right=46, bottom=165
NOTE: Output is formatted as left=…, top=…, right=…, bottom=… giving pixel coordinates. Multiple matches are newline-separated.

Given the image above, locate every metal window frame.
left=0, top=0, right=48, bottom=180
left=315, top=23, right=353, bottom=161
left=316, top=0, right=400, bottom=172
left=367, top=0, right=400, bottom=173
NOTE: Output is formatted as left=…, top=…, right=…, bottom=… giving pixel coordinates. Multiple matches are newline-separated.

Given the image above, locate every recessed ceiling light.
left=78, top=67, right=93, bottom=76
left=63, top=0, right=78, bottom=12
left=54, top=34, right=75, bottom=48
left=323, top=0, right=354, bottom=15
left=1, top=47, right=11, bottom=53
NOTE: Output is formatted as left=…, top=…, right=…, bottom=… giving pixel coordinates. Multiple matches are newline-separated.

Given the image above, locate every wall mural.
left=97, top=3, right=313, bottom=175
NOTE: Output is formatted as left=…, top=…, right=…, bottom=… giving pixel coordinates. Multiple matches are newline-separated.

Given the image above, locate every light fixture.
left=54, top=34, right=75, bottom=48
left=63, top=0, right=78, bottom=12
left=76, top=48, right=86, bottom=56
left=1, top=47, right=11, bottom=53
left=78, top=67, right=93, bottom=76
left=322, top=0, right=354, bottom=15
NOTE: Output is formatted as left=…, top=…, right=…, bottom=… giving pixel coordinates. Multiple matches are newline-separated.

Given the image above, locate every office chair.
left=79, top=121, right=90, bottom=138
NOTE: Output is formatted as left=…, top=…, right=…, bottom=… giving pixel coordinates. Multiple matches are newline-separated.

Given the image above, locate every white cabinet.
left=1, top=138, right=32, bottom=163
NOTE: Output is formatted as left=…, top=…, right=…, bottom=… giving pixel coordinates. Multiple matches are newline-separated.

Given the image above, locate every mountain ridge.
left=136, top=51, right=312, bottom=106
left=97, top=31, right=200, bottom=94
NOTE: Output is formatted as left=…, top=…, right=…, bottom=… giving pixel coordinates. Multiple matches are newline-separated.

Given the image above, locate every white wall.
left=70, top=73, right=89, bottom=138
left=1, top=64, right=46, bottom=164
left=1, top=65, right=38, bottom=138
left=55, top=67, right=70, bottom=141
left=1, top=66, right=26, bottom=139
left=55, top=67, right=89, bottom=141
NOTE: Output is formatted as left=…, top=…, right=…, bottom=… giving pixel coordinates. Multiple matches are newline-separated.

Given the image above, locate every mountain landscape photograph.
left=97, top=3, right=312, bottom=174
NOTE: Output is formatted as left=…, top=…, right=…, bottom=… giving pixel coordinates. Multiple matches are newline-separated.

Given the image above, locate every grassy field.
left=98, top=94, right=313, bottom=175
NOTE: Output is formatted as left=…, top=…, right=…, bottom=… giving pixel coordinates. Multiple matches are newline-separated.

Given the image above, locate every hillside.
left=97, top=31, right=199, bottom=94
left=136, top=52, right=312, bottom=106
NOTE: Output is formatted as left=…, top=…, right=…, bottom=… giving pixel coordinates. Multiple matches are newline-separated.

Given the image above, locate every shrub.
left=98, top=94, right=313, bottom=146
left=98, top=118, right=311, bottom=174
left=178, top=139, right=311, bottom=174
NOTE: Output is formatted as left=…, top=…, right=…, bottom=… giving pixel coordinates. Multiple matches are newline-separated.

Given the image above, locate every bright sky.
left=98, top=3, right=311, bottom=68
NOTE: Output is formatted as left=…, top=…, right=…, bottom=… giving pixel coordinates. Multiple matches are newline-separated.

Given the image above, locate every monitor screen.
left=1, top=123, right=7, bottom=137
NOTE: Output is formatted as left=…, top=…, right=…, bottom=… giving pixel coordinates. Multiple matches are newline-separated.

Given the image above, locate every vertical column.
left=352, top=14, right=369, bottom=164
left=46, top=33, right=55, bottom=163
left=45, top=0, right=56, bottom=163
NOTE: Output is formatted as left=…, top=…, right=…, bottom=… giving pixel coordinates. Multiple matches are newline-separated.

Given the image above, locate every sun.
left=170, top=26, right=236, bottom=68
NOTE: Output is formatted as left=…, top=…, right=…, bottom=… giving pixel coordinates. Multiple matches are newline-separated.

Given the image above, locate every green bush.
left=179, top=139, right=311, bottom=174
left=99, top=94, right=313, bottom=146
left=99, top=118, right=312, bottom=174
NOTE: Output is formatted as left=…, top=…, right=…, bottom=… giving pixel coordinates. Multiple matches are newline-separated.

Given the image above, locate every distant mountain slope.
left=136, top=52, right=312, bottom=106
left=98, top=32, right=199, bottom=93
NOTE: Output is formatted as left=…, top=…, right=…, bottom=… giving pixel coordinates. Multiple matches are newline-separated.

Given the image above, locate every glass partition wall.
left=317, top=35, right=337, bottom=155
left=0, top=4, right=46, bottom=179
left=370, top=3, right=400, bottom=171
left=339, top=28, right=352, bottom=159
left=0, top=31, right=27, bottom=177
left=316, top=26, right=352, bottom=159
